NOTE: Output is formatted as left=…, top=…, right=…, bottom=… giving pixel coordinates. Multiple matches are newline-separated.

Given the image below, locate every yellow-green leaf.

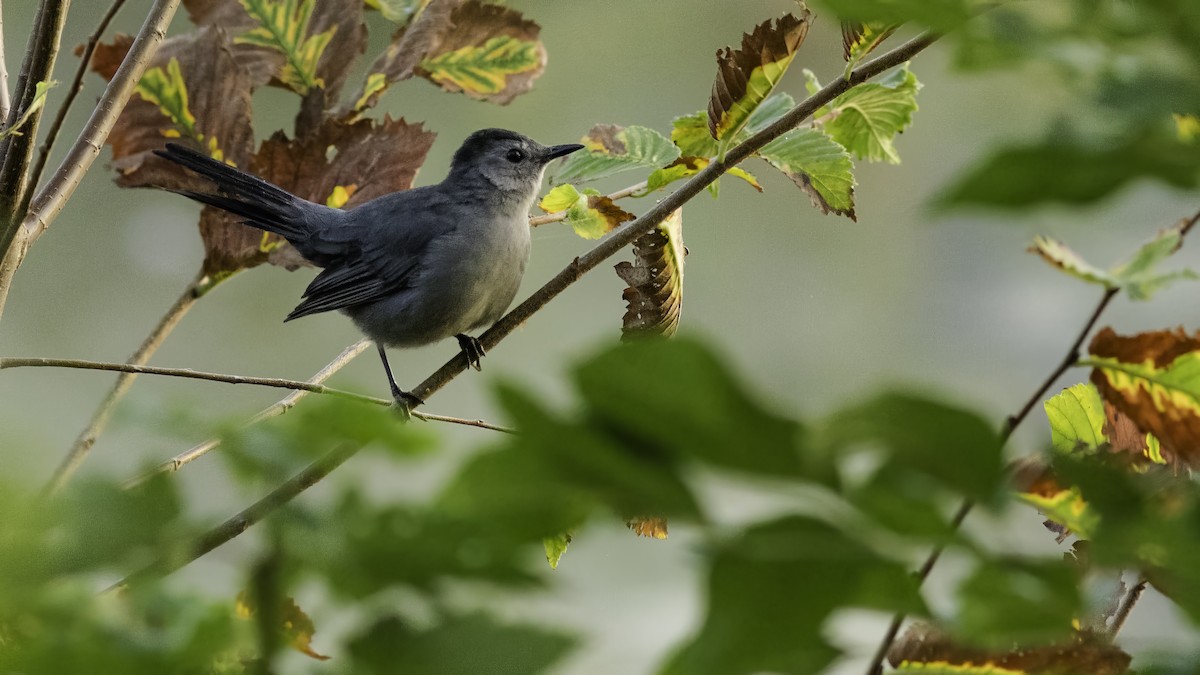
left=643, top=156, right=761, bottom=195
left=626, top=516, right=669, bottom=539
left=544, top=531, right=571, bottom=569
left=841, top=21, right=898, bottom=74
left=354, top=72, right=388, bottom=112
left=615, top=209, right=685, bottom=340
left=1044, top=383, right=1107, bottom=454
left=421, top=35, right=539, bottom=96
left=0, top=80, right=56, bottom=141
left=819, top=65, right=921, bottom=164
left=236, top=591, right=330, bottom=661
left=539, top=184, right=635, bottom=240
left=759, top=127, right=856, bottom=219
left=1176, top=113, right=1200, bottom=143
left=236, top=0, right=336, bottom=95
left=325, top=184, right=357, bottom=208
left=136, top=58, right=199, bottom=140
left=708, top=10, right=812, bottom=154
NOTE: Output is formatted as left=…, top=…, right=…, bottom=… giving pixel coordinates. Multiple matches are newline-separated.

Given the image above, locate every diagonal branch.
left=863, top=206, right=1200, bottom=675
left=113, top=30, right=943, bottom=589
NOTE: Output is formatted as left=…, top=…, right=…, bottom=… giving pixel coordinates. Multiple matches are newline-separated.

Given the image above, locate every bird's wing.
left=284, top=188, right=457, bottom=321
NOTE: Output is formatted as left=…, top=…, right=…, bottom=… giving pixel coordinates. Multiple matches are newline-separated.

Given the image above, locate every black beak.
left=543, top=143, right=584, bottom=161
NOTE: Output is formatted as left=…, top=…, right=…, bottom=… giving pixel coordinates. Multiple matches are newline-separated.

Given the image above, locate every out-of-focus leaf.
left=543, top=532, right=571, bottom=569
left=643, top=156, right=761, bottom=194
left=814, top=0, right=972, bottom=31
left=956, top=558, right=1080, bottom=645
left=759, top=127, right=856, bottom=219
left=1017, top=484, right=1098, bottom=540
left=1085, top=327, right=1200, bottom=467
left=627, top=516, right=669, bottom=540
left=1178, top=114, right=1200, bottom=142
left=663, top=515, right=924, bottom=675
left=414, top=1, right=544, bottom=104
left=615, top=209, right=685, bottom=340
left=235, top=591, right=328, bottom=660
left=1044, top=383, right=1108, bottom=454
left=818, top=65, right=921, bottom=164
left=234, top=0, right=337, bottom=95
left=537, top=184, right=635, bottom=240
left=888, top=622, right=1131, bottom=675
left=1029, top=227, right=1197, bottom=300
left=551, top=124, right=680, bottom=184
left=938, top=131, right=1200, bottom=208
left=0, top=80, right=55, bottom=141
left=708, top=11, right=811, bottom=152
left=348, top=614, right=575, bottom=675
left=821, top=392, right=1005, bottom=503
left=573, top=338, right=814, bottom=480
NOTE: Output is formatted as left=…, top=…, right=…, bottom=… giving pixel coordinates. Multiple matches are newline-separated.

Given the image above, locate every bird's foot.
left=456, top=334, right=486, bottom=371
left=389, top=386, right=425, bottom=421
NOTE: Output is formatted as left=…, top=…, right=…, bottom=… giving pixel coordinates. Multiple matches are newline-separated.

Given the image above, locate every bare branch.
left=45, top=271, right=217, bottom=494
left=1108, top=576, right=1148, bottom=640
left=29, top=0, right=130, bottom=193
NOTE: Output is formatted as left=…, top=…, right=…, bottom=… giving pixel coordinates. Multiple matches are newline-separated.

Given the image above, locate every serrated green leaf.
left=822, top=65, right=921, bottom=163
left=420, top=35, right=539, bottom=95
left=1017, top=487, right=1098, bottom=539
left=1044, top=383, right=1107, bottom=454
left=708, top=12, right=811, bottom=155
left=537, top=184, right=635, bottom=240
left=543, top=532, right=571, bottom=569
left=236, top=0, right=335, bottom=95
left=759, top=127, right=857, bottom=219
left=136, top=58, right=199, bottom=140
left=552, top=125, right=680, bottom=184
left=0, top=80, right=56, bottom=141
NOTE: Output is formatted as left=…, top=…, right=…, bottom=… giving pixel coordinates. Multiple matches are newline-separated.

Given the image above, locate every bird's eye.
left=506, top=148, right=525, bottom=163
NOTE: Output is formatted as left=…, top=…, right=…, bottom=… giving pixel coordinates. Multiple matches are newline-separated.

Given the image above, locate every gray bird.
left=155, top=129, right=584, bottom=412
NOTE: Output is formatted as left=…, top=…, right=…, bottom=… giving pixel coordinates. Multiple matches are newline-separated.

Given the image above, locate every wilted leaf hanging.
left=538, top=184, right=635, bottom=240
left=415, top=1, right=544, bottom=104
left=1085, top=327, right=1200, bottom=467
left=708, top=10, right=811, bottom=150
left=759, top=127, right=856, bottom=219
left=550, top=124, right=680, bottom=185
left=236, top=590, right=329, bottom=660
left=614, top=209, right=685, bottom=340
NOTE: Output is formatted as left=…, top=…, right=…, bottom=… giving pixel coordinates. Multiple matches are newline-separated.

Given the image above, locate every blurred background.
left=1, top=0, right=1197, bottom=672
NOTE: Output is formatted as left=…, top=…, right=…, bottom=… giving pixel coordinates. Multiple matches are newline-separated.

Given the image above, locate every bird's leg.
left=377, top=343, right=423, bottom=418
left=455, top=334, right=486, bottom=371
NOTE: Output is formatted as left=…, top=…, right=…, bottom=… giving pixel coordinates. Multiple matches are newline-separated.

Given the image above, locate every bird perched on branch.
left=156, top=129, right=583, bottom=414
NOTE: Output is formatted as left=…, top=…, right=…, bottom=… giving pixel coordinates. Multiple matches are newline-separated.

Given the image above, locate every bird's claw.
left=456, top=334, right=486, bottom=371
left=389, top=387, right=425, bottom=421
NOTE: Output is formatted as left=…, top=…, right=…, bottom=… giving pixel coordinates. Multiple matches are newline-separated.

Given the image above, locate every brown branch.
left=29, top=0, right=130, bottom=194
left=863, top=206, right=1200, bottom=675
left=45, top=271, right=219, bottom=494
left=1107, top=576, right=1148, bottom=640
left=109, top=30, right=943, bottom=589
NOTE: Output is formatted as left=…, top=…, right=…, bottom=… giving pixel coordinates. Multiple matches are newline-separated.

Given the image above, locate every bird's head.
left=448, top=128, right=582, bottom=194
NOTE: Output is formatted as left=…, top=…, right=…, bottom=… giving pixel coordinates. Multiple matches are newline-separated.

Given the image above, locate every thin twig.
left=29, top=0, right=129, bottom=194
left=110, top=30, right=944, bottom=589
left=1107, top=576, right=1148, bottom=640
left=113, top=442, right=361, bottom=591
left=45, top=272, right=219, bottom=494
left=863, top=207, right=1200, bottom=675
left=529, top=181, right=648, bottom=227
left=0, top=3, right=11, bottom=119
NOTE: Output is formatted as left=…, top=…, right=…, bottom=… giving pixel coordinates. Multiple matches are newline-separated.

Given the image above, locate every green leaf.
left=236, top=0, right=336, bottom=95
left=814, top=0, right=973, bottom=31
left=615, top=208, right=685, bottom=340
left=1030, top=227, right=1197, bottom=300
left=1044, top=383, right=1108, bottom=454
left=0, top=80, right=56, bottom=141
left=420, top=35, right=540, bottom=95
left=938, top=130, right=1200, bottom=208
left=643, top=156, right=761, bottom=195
left=1017, top=487, right=1098, bottom=539
left=543, top=532, right=571, bottom=569
left=551, top=124, right=680, bottom=184
left=349, top=613, right=576, bottom=675
left=821, top=392, right=1005, bottom=503
left=759, top=127, right=857, bottom=219
left=708, top=11, right=811, bottom=155
left=572, top=338, right=814, bottom=480
left=671, top=111, right=719, bottom=157
left=135, top=58, right=199, bottom=141
left=537, top=184, right=635, bottom=240
left=956, top=558, right=1081, bottom=646
left=662, top=515, right=924, bottom=675
left=821, top=64, right=921, bottom=163
left=1028, top=236, right=1116, bottom=288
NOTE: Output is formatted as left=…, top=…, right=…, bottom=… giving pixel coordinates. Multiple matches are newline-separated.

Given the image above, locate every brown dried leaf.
left=202, top=116, right=436, bottom=273
left=614, top=209, right=684, bottom=340
left=627, top=516, right=668, bottom=540
left=888, top=622, right=1131, bottom=675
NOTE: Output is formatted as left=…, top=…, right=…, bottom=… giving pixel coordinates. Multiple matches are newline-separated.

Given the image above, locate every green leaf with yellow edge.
left=615, top=208, right=685, bottom=340
left=643, top=156, right=761, bottom=194
left=538, top=184, right=635, bottom=240
left=671, top=111, right=719, bottom=158
left=759, top=127, right=856, bottom=220
left=551, top=124, right=680, bottom=184
left=1016, top=487, right=1097, bottom=539
left=1085, top=327, right=1200, bottom=468
left=353, top=72, right=388, bottom=112
left=0, top=80, right=56, bottom=141
left=1029, top=227, right=1197, bottom=301
left=842, top=21, right=897, bottom=70
left=236, top=0, right=336, bottom=95
left=136, top=58, right=200, bottom=141
left=420, top=35, right=539, bottom=96
left=543, top=531, right=571, bottom=569
left=708, top=10, right=812, bottom=155
left=1044, top=383, right=1108, bottom=454
left=819, top=65, right=921, bottom=164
